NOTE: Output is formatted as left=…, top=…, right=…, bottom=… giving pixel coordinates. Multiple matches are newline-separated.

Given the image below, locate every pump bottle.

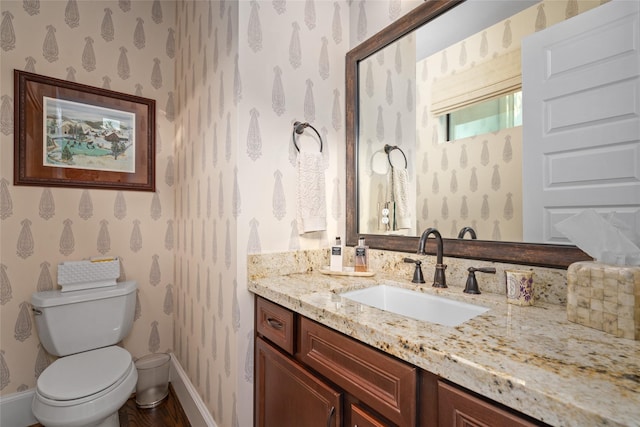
left=330, top=237, right=343, bottom=272
left=354, top=236, right=369, bottom=272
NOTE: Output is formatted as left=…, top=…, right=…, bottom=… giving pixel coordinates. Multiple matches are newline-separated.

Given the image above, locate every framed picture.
left=14, top=70, right=156, bottom=191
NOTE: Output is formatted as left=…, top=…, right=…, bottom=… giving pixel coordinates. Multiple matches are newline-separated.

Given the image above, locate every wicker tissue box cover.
left=567, top=261, right=640, bottom=340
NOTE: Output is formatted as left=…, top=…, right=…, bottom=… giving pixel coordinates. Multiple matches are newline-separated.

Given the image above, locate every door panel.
left=522, top=0, right=640, bottom=243
left=255, top=337, right=342, bottom=427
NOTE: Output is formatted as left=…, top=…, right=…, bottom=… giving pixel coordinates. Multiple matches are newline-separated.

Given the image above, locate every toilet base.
left=95, top=412, right=119, bottom=427
left=33, top=410, right=120, bottom=427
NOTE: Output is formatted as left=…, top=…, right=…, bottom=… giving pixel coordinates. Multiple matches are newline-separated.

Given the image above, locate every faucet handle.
left=463, top=267, right=496, bottom=294
left=403, top=258, right=425, bottom=284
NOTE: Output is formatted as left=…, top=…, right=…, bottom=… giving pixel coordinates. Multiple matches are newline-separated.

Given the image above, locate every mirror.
left=346, top=0, right=591, bottom=268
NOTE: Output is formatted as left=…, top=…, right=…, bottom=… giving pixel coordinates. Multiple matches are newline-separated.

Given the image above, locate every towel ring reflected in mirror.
left=370, top=145, right=408, bottom=175
left=292, top=121, right=323, bottom=153
left=384, top=144, right=408, bottom=168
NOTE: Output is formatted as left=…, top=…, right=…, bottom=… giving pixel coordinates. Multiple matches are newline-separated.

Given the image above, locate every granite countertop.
left=248, top=271, right=640, bottom=427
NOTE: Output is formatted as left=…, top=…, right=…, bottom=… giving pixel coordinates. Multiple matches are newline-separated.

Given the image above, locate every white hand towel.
left=296, top=151, right=327, bottom=234
left=389, top=166, right=411, bottom=229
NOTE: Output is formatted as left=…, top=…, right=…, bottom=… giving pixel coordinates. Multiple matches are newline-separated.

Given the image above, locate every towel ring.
left=293, top=121, right=323, bottom=153
left=384, top=144, right=407, bottom=168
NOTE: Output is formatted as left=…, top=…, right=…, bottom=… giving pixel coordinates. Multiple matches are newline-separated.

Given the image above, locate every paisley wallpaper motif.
left=0, top=0, right=174, bottom=406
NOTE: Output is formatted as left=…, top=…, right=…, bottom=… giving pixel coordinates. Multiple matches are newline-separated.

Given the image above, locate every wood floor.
left=30, top=385, right=191, bottom=427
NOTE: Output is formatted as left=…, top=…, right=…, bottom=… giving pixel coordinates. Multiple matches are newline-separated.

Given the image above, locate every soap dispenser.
left=354, top=236, right=369, bottom=272
left=330, top=237, right=343, bottom=272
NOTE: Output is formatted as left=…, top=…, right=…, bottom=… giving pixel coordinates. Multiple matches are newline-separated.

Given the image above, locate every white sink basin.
left=340, top=285, right=489, bottom=327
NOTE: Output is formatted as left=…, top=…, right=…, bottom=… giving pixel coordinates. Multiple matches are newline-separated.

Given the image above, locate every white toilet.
left=31, top=281, right=138, bottom=427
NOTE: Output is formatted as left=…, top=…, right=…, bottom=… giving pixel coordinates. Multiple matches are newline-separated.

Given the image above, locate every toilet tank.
left=31, top=281, right=137, bottom=357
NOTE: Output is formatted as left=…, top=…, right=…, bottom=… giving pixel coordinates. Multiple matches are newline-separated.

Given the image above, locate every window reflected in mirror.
left=440, top=91, right=522, bottom=142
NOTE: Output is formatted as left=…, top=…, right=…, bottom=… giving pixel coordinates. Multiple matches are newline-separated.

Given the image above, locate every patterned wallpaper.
left=173, top=0, right=239, bottom=425
left=3, top=1, right=603, bottom=427
left=0, top=0, right=175, bottom=399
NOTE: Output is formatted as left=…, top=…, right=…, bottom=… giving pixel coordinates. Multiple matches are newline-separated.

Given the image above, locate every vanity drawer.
left=298, top=317, right=417, bottom=427
left=438, top=381, right=541, bottom=427
left=256, top=297, right=295, bottom=355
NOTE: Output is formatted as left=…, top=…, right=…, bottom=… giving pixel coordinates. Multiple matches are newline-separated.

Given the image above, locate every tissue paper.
left=555, top=209, right=640, bottom=266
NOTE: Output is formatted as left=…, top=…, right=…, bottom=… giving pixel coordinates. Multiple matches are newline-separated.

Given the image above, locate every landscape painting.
left=15, top=70, right=155, bottom=191
left=43, top=97, right=136, bottom=173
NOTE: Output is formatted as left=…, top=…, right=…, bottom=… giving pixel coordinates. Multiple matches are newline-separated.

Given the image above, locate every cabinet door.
left=298, top=317, right=417, bottom=427
left=348, top=402, right=389, bottom=427
left=438, top=381, right=541, bottom=427
left=255, top=337, right=342, bottom=427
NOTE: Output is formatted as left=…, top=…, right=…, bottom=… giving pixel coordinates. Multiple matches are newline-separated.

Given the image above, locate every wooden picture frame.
left=14, top=70, right=156, bottom=192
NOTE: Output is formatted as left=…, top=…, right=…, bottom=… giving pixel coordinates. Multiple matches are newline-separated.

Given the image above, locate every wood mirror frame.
left=345, top=0, right=589, bottom=269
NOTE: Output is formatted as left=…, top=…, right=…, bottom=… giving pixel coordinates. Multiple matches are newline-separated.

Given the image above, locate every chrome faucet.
left=417, top=227, right=447, bottom=288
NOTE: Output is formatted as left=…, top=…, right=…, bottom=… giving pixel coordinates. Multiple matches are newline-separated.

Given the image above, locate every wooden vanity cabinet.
left=255, top=298, right=342, bottom=427
left=254, top=296, right=545, bottom=427
left=255, top=297, right=410, bottom=427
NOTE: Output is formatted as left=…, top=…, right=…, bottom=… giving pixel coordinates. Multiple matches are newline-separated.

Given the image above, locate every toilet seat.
left=32, top=348, right=137, bottom=427
left=38, top=346, right=132, bottom=402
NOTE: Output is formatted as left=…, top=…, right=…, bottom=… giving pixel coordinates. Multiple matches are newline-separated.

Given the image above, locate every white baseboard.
left=0, top=389, right=38, bottom=427
left=0, top=354, right=215, bottom=427
left=169, top=353, right=217, bottom=427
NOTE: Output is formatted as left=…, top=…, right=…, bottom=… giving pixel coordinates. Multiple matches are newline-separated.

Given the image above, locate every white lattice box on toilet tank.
left=57, top=257, right=120, bottom=292
left=567, top=261, right=640, bottom=340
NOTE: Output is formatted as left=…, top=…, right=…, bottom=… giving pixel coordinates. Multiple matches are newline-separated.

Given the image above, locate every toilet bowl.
left=31, top=281, right=138, bottom=427
left=32, top=346, right=137, bottom=427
